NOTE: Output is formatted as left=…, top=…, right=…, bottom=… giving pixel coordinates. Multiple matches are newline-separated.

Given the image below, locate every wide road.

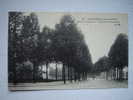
left=9, top=79, right=128, bottom=91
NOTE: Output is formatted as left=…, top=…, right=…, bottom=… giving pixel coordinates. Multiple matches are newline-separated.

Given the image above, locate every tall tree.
left=21, top=13, right=40, bottom=82
left=54, top=15, right=92, bottom=83
left=38, top=26, right=54, bottom=80
left=8, top=12, right=24, bottom=84
left=108, top=33, right=128, bottom=80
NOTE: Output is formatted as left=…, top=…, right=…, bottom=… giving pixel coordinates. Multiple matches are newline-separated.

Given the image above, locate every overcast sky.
left=29, top=12, right=127, bottom=63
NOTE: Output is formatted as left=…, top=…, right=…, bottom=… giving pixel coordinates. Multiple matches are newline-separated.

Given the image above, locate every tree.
left=70, top=41, right=93, bottom=81
left=54, top=15, right=79, bottom=83
left=17, top=61, right=33, bottom=82
left=38, top=26, right=54, bottom=81
left=54, top=15, right=92, bottom=83
left=8, top=12, right=24, bottom=84
left=108, top=33, right=128, bottom=80
left=21, top=13, right=40, bottom=82
left=94, top=56, right=110, bottom=80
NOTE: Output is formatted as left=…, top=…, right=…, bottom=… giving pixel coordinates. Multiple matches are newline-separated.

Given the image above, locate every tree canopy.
left=108, top=33, right=128, bottom=69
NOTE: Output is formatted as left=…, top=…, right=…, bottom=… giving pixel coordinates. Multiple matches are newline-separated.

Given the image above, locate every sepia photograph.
left=8, top=12, right=128, bottom=91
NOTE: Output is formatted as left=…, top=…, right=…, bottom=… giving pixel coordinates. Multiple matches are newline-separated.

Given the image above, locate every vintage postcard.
left=8, top=12, right=128, bottom=91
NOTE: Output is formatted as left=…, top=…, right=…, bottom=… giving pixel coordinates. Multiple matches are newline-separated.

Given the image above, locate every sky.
left=28, top=12, right=128, bottom=63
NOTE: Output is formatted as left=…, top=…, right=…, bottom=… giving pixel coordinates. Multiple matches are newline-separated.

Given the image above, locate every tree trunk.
left=68, top=66, right=70, bottom=81
left=116, top=67, right=118, bottom=80
left=70, top=67, right=73, bottom=83
left=83, top=72, right=85, bottom=80
left=41, top=65, right=43, bottom=79
left=62, top=63, right=66, bottom=84
left=110, top=70, right=112, bottom=80
left=78, top=73, right=81, bottom=81
left=13, top=62, right=17, bottom=85
left=119, top=68, right=123, bottom=80
left=74, top=69, right=76, bottom=82
left=117, top=68, right=120, bottom=80
left=55, top=63, right=58, bottom=81
left=105, top=71, right=108, bottom=80
left=113, top=68, right=115, bottom=80
left=111, top=69, right=113, bottom=80
left=85, top=72, right=87, bottom=80
left=33, top=62, right=37, bottom=83
left=46, top=63, right=48, bottom=80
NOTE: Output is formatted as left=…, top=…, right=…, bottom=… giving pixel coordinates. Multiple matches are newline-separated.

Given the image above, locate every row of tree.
left=8, top=12, right=93, bottom=84
left=8, top=12, right=128, bottom=85
left=93, top=33, right=128, bottom=80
